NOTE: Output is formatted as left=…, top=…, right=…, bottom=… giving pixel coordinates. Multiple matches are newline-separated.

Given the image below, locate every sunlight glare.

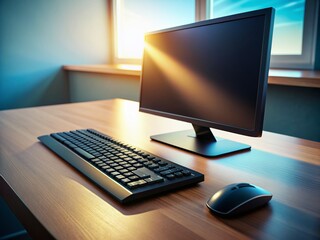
left=116, top=0, right=195, bottom=59
left=117, top=11, right=150, bottom=58
left=144, top=42, right=252, bottom=127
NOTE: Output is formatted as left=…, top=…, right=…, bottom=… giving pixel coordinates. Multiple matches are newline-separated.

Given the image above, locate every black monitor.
left=139, top=8, right=275, bottom=157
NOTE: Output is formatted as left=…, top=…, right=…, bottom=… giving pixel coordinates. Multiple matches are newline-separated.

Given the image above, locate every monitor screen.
left=139, top=8, right=274, bottom=157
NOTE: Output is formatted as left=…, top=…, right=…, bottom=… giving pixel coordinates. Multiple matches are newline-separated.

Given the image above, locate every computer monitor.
left=139, top=8, right=275, bottom=157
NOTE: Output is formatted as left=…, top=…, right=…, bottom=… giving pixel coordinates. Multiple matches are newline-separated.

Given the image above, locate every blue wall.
left=0, top=0, right=109, bottom=110
left=264, top=85, right=320, bottom=142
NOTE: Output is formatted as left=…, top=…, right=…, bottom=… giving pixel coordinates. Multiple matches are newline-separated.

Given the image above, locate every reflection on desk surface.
left=0, top=99, right=319, bottom=239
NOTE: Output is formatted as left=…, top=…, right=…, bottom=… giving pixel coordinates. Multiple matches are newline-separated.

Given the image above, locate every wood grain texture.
left=0, top=99, right=319, bottom=239
left=268, top=69, right=320, bottom=88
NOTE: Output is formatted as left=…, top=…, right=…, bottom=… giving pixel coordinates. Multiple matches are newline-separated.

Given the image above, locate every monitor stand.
left=150, top=124, right=250, bottom=157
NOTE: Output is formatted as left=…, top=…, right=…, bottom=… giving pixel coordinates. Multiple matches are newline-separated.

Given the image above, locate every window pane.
left=115, top=0, right=195, bottom=59
left=210, top=0, right=305, bottom=55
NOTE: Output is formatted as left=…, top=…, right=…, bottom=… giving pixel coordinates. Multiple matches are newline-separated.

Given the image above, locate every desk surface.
left=0, top=99, right=319, bottom=239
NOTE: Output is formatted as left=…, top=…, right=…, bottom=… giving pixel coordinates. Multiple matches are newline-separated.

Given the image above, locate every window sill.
left=64, top=64, right=320, bottom=88
left=64, top=64, right=141, bottom=76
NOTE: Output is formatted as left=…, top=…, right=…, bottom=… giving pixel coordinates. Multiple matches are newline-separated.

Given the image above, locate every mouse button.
left=208, top=191, right=245, bottom=213
left=225, top=183, right=239, bottom=189
left=237, top=183, right=253, bottom=188
left=207, top=190, right=231, bottom=210
left=224, top=188, right=264, bottom=209
left=253, top=186, right=272, bottom=196
left=207, top=189, right=227, bottom=206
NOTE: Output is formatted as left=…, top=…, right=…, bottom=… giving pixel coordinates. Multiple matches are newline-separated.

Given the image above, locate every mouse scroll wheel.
left=237, top=183, right=254, bottom=188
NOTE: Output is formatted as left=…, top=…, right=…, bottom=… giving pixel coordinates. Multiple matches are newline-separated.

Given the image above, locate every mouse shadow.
left=214, top=203, right=273, bottom=235
left=210, top=200, right=320, bottom=239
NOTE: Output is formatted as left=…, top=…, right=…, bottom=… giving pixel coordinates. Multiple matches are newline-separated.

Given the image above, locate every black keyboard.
left=38, top=129, right=204, bottom=203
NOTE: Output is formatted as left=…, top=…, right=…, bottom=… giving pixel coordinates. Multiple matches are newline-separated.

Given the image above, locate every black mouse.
left=206, top=183, right=272, bottom=217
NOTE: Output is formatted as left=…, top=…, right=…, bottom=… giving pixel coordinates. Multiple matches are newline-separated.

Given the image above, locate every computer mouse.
left=206, top=183, right=272, bottom=217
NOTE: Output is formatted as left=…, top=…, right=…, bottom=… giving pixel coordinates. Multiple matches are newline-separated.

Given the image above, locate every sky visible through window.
left=116, top=0, right=305, bottom=59
left=116, top=0, right=195, bottom=59
left=211, top=0, right=305, bottom=55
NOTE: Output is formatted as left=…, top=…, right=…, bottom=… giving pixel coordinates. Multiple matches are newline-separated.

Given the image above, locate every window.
left=113, top=0, right=195, bottom=63
left=113, top=0, right=318, bottom=69
left=209, top=0, right=305, bottom=55
left=207, top=0, right=319, bottom=69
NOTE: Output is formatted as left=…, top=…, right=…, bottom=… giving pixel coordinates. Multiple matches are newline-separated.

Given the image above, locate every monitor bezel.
left=139, top=8, right=275, bottom=137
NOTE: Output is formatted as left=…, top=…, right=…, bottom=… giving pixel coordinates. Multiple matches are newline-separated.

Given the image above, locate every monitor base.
left=151, top=129, right=251, bottom=157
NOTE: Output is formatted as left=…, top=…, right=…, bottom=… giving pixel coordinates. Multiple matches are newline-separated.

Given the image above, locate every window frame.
left=112, top=0, right=319, bottom=69
left=269, top=0, right=319, bottom=69
left=111, top=0, right=142, bottom=65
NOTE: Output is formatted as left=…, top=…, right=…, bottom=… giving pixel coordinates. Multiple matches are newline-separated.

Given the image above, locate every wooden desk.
left=0, top=99, right=319, bottom=239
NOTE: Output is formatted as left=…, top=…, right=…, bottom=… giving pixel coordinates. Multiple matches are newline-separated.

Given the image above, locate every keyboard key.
left=133, top=163, right=143, bottom=168
left=182, top=170, right=191, bottom=176
left=92, top=152, right=102, bottom=157
left=105, top=168, right=115, bottom=174
left=154, top=166, right=169, bottom=173
left=64, top=141, right=77, bottom=149
left=115, top=175, right=125, bottom=180
left=91, top=158, right=100, bottom=163
left=51, top=133, right=66, bottom=142
left=166, top=174, right=175, bottom=180
left=133, top=168, right=163, bottom=182
left=129, top=175, right=139, bottom=181
left=123, top=172, right=134, bottom=177
left=128, top=180, right=147, bottom=189
left=127, top=181, right=140, bottom=189
left=160, top=170, right=174, bottom=176
left=158, top=161, right=167, bottom=166
left=152, top=158, right=161, bottom=163
left=133, top=167, right=151, bottom=179
left=98, top=163, right=107, bottom=167
left=73, top=148, right=95, bottom=159
left=148, top=163, right=159, bottom=169
left=149, top=175, right=164, bottom=183
left=121, top=178, right=131, bottom=184
left=143, top=161, right=153, bottom=166
left=111, top=171, right=120, bottom=177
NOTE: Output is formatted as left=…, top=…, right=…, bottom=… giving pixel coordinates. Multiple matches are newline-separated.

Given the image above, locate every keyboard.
left=38, top=129, right=204, bottom=203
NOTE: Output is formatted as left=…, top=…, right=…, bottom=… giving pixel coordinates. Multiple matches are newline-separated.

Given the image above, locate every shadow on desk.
left=219, top=200, right=319, bottom=240
left=67, top=174, right=203, bottom=216
left=3, top=141, right=319, bottom=239
left=28, top=142, right=204, bottom=216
